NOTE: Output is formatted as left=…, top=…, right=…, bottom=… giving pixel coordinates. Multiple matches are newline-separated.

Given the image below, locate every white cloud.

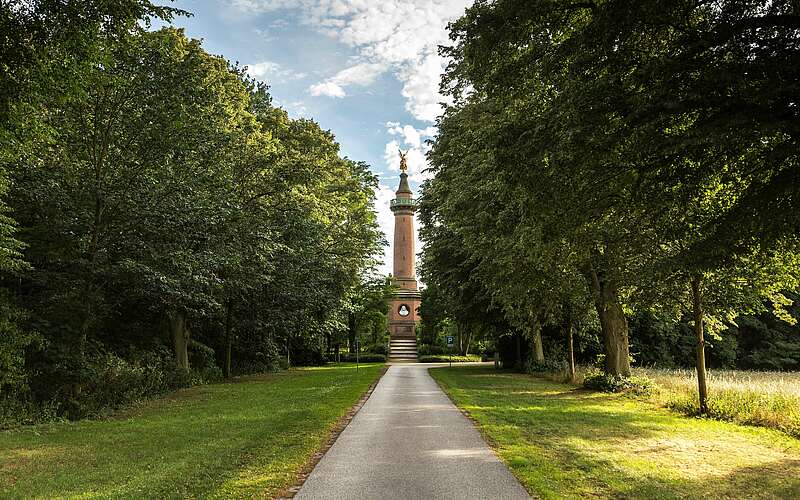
left=385, top=123, right=437, bottom=182
left=231, top=0, right=472, bottom=122
left=246, top=61, right=307, bottom=82
left=308, top=62, right=386, bottom=98
left=309, top=81, right=347, bottom=98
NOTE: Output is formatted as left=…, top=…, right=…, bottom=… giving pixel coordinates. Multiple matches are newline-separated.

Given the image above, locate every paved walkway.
left=295, top=363, right=530, bottom=500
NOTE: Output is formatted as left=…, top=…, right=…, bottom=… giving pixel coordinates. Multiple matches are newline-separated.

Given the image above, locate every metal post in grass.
left=446, top=335, right=454, bottom=367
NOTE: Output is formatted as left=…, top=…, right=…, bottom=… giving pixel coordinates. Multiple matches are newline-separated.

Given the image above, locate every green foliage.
left=0, top=290, right=40, bottom=395
left=583, top=369, right=654, bottom=396
left=419, top=0, right=800, bottom=386
left=628, top=302, right=800, bottom=371
left=418, top=354, right=481, bottom=363
left=417, top=344, right=446, bottom=355
left=1, top=8, right=383, bottom=423
left=523, top=356, right=567, bottom=375
left=335, top=353, right=386, bottom=363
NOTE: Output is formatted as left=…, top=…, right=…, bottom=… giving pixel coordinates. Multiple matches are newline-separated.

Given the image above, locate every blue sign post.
left=446, top=336, right=454, bottom=367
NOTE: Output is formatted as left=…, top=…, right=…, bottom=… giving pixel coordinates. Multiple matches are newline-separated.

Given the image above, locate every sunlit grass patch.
left=0, top=363, right=384, bottom=498
left=432, top=365, right=800, bottom=499
left=537, top=365, right=800, bottom=437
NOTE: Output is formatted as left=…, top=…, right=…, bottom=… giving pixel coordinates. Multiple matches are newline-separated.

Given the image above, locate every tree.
left=427, top=0, right=800, bottom=381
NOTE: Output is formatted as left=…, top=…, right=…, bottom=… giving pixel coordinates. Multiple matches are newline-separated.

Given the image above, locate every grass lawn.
left=540, top=365, right=800, bottom=437
left=431, top=365, right=800, bottom=500
left=0, top=363, right=384, bottom=499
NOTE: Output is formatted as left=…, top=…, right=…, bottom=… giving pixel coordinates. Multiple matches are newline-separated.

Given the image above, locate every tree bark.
left=169, top=311, right=190, bottom=371
left=456, top=322, right=463, bottom=355
left=531, top=315, right=545, bottom=362
left=461, top=326, right=473, bottom=356
left=587, top=268, right=631, bottom=377
left=224, top=299, right=233, bottom=378
left=691, top=276, right=708, bottom=414
left=348, top=311, right=356, bottom=352
left=515, top=334, right=522, bottom=369
left=566, top=313, right=576, bottom=383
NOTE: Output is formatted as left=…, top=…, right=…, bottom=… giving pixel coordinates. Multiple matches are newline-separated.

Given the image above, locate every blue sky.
left=157, top=0, right=473, bottom=275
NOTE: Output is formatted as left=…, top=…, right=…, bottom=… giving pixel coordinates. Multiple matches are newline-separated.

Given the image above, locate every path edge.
left=427, top=365, right=534, bottom=498
left=275, top=364, right=390, bottom=499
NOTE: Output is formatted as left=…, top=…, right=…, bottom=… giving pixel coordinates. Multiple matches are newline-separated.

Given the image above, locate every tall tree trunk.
left=587, top=267, right=631, bottom=377
left=691, top=276, right=708, bottom=414
left=224, top=299, right=233, bottom=378
left=461, top=325, right=473, bottom=356
left=566, top=313, right=576, bottom=383
left=456, top=322, right=463, bottom=355
left=169, top=311, right=190, bottom=371
left=515, top=334, right=522, bottom=369
left=531, top=314, right=545, bottom=362
left=348, top=311, right=356, bottom=352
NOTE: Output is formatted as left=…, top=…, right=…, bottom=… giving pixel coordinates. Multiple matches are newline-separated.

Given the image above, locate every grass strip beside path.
left=431, top=365, right=800, bottom=500
left=0, top=363, right=384, bottom=499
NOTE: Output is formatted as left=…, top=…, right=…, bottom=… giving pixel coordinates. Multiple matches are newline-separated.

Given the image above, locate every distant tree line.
left=0, top=1, right=386, bottom=423
left=419, top=0, right=800, bottom=412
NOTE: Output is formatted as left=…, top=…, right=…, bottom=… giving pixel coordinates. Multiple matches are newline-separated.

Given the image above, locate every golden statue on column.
left=398, top=148, right=409, bottom=172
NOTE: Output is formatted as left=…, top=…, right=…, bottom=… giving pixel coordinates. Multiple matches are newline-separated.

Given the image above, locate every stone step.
left=389, top=337, right=418, bottom=363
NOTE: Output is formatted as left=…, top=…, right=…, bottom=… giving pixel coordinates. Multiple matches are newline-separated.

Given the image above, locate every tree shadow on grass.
left=434, top=365, right=800, bottom=499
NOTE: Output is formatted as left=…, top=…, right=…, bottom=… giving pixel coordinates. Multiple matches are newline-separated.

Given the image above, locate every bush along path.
left=431, top=365, right=800, bottom=500
left=0, top=363, right=384, bottom=499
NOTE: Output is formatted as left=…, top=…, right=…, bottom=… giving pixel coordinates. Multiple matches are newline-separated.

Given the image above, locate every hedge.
left=419, top=354, right=482, bottom=363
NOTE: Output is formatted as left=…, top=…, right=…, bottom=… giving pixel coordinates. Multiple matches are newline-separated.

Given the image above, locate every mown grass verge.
left=0, top=363, right=384, bottom=499
left=431, top=365, right=800, bottom=500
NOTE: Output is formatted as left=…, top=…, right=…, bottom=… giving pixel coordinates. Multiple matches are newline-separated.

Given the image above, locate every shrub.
left=418, top=344, right=446, bottom=355
left=583, top=368, right=654, bottom=395
left=336, top=353, right=386, bottom=363
left=524, top=357, right=567, bottom=374
left=371, top=344, right=388, bottom=356
left=0, top=397, right=61, bottom=429
left=0, top=291, right=42, bottom=396
left=187, top=340, right=223, bottom=384
left=419, top=354, right=481, bottom=363
left=18, top=341, right=223, bottom=422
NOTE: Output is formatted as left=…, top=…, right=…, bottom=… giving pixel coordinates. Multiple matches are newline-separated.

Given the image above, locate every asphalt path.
left=295, top=363, right=530, bottom=500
